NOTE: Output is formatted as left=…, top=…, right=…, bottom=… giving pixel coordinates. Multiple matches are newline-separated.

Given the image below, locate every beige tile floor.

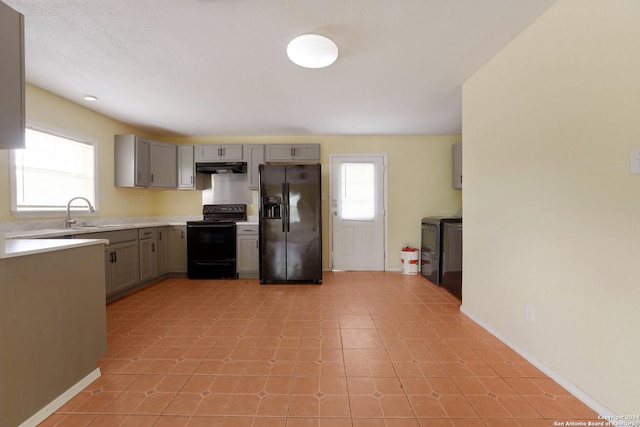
left=40, top=272, right=599, bottom=426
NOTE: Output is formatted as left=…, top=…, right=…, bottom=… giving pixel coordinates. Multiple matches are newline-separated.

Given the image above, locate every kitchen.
left=1, top=0, right=639, bottom=424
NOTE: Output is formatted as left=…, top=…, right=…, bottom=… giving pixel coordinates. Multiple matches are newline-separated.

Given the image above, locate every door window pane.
left=341, top=162, right=374, bottom=220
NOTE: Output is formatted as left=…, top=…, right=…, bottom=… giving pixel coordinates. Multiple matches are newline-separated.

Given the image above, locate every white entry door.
left=330, top=155, right=386, bottom=271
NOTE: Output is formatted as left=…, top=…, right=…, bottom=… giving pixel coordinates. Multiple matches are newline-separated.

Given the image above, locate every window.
left=10, top=123, right=98, bottom=215
left=340, top=162, right=375, bottom=220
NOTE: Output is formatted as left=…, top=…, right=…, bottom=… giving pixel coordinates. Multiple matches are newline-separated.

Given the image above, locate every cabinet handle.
left=291, top=147, right=295, bottom=157
left=159, top=231, right=163, bottom=241
left=152, top=243, right=155, bottom=253
left=151, top=173, right=154, bottom=183
left=181, top=231, right=184, bottom=239
left=190, top=175, right=193, bottom=184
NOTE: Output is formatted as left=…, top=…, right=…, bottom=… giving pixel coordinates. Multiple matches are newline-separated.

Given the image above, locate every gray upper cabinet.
left=246, top=144, right=264, bottom=190
left=452, top=141, right=462, bottom=190
left=0, top=1, right=25, bottom=150
left=115, top=134, right=149, bottom=187
left=195, top=144, right=243, bottom=162
left=177, top=144, right=195, bottom=189
left=115, top=135, right=177, bottom=188
left=265, top=144, right=320, bottom=162
left=149, top=141, right=177, bottom=188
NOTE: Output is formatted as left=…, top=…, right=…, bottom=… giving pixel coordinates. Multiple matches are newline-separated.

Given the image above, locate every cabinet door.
left=139, top=238, right=157, bottom=281
left=135, top=138, right=150, bottom=187
left=237, top=234, right=259, bottom=275
left=110, top=241, right=139, bottom=292
left=157, top=227, right=169, bottom=275
left=265, top=145, right=294, bottom=161
left=292, top=144, right=320, bottom=160
left=167, top=226, right=187, bottom=272
left=177, top=145, right=195, bottom=189
left=452, top=142, right=462, bottom=189
left=247, top=145, right=264, bottom=190
left=220, top=145, right=243, bottom=160
left=265, top=144, right=320, bottom=162
left=195, top=144, right=222, bottom=162
left=0, top=1, right=25, bottom=150
left=150, top=142, right=177, bottom=188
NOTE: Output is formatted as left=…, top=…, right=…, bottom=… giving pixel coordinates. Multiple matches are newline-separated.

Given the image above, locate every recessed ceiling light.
left=83, top=95, right=98, bottom=101
left=287, top=34, right=338, bottom=68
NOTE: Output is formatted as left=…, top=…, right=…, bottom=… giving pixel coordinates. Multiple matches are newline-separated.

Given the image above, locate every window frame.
left=9, top=121, right=99, bottom=218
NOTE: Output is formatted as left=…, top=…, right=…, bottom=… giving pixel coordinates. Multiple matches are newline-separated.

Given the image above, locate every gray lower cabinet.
left=236, top=224, right=259, bottom=278
left=138, top=228, right=158, bottom=282
left=80, top=225, right=187, bottom=300
left=158, top=225, right=187, bottom=274
left=81, top=229, right=138, bottom=295
left=158, top=227, right=169, bottom=275
left=103, top=232, right=140, bottom=295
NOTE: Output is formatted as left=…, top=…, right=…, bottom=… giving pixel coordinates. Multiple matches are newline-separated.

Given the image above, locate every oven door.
left=187, top=222, right=237, bottom=279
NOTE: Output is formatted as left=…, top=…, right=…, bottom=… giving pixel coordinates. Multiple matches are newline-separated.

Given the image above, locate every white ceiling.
left=5, top=0, right=556, bottom=137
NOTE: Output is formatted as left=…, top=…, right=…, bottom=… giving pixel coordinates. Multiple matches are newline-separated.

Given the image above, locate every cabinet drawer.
left=138, top=227, right=156, bottom=239
left=236, top=224, right=258, bottom=235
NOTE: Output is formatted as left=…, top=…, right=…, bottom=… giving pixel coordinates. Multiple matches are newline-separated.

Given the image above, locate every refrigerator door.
left=285, top=164, right=322, bottom=282
left=259, top=164, right=287, bottom=282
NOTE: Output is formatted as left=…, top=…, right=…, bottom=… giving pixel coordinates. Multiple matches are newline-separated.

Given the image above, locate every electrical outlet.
left=630, top=148, right=640, bottom=174
left=525, top=304, right=536, bottom=323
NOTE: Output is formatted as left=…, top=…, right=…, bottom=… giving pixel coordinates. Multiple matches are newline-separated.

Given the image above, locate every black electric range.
left=186, top=204, right=247, bottom=279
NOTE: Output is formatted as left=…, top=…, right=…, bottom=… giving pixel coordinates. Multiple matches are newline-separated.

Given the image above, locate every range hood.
left=196, top=162, right=247, bottom=174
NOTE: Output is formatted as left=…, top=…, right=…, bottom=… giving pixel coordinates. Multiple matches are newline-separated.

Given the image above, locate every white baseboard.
left=459, top=306, right=614, bottom=417
left=18, top=368, right=101, bottom=427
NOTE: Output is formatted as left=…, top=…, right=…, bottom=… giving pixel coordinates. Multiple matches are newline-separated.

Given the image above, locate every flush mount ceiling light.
left=287, top=34, right=338, bottom=68
left=83, top=95, right=98, bottom=101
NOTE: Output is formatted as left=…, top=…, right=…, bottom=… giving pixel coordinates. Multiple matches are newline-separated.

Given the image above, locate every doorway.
left=330, top=154, right=387, bottom=271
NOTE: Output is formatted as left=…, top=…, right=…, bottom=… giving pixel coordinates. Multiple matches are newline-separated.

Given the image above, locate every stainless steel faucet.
left=65, top=197, right=95, bottom=228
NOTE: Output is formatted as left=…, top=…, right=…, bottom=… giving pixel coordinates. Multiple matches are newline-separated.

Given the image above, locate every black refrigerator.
left=259, top=164, right=322, bottom=284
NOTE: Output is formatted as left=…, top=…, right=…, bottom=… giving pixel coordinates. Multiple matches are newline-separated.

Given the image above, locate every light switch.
left=630, top=148, right=640, bottom=174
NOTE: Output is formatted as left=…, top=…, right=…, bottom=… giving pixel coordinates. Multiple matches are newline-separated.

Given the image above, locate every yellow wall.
left=462, top=0, right=640, bottom=414
left=0, top=84, right=167, bottom=220
left=160, top=135, right=463, bottom=270
left=0, top=86, right=461, bottom=270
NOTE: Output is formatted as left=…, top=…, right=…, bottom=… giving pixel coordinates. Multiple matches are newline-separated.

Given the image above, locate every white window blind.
left=11, top=125, right=97, bottom=214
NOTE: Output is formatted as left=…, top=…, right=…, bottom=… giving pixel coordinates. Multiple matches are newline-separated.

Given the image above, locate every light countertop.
left=1, top=220, right=191, bottom=259
left=3, top=221, right=188, bottom=240
left=0, top=237, right=109, bottom=259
